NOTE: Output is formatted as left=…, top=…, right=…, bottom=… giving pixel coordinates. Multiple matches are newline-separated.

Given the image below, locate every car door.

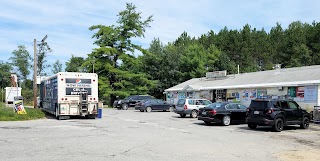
left=129, top=96, right=139, bottom=107
left=147, top=99, right=157, bottom=110
left=288, top=101, right=303, bottom=123
left=279, top=101, right=295, bottom=123
left=157, top=99, right=168, bottom=110
left=227, top=103, right=242, bottom=121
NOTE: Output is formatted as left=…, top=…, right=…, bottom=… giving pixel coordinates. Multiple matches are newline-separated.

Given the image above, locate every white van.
left=175, top=98, right=212, bottom=118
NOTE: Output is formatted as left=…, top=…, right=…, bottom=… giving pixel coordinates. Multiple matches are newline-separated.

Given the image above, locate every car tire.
left=180, top=114, right=186, bottom=118
left=204, top=121, right=213, bottom=126
left=146, top=106, right=152, bottom=112
left=300, top=117, right=310, bottom=129
left=169, top=106, right=174, bottom=112
left=248, top=123, right=257, bottom=129
left=122, top=103, right=129, bottom=110
left=222, top=115, right=231, bottom=126
left=272, top=118, right=284, bottom=132
left=139, top=110, right=144, bottom=112
left=190, top=110, right=198, bottom=118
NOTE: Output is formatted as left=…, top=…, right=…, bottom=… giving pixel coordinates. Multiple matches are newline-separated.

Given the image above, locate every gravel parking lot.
left=1, top=108, right=320, bottom=161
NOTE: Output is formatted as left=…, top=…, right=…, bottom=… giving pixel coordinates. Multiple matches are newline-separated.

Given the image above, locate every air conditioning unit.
left=278, top=87, right=283, bottom=91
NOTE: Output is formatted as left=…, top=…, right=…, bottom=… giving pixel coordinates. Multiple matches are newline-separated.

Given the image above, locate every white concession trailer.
left=40, top=72, right=99, bottom=119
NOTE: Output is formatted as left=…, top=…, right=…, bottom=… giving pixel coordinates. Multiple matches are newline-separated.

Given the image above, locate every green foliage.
left=0, top=105, right=45, bottom=121
left=86, top=3, right=155, bottom=104
left=10, top=45, right=31, bottom=81
left=36, top=42, right=52, bottom=76
left=21, top=88, right=34, bottom=105
left=0, top=61, right=12, bottom=88
left=52, top=59, right=63, bottom=74
left=65, top=55, right=85, bottom=72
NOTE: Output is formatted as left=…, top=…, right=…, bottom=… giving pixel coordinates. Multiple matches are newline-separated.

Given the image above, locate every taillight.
left=184, top=105, right=188, bottom=109
left=266, top=109, right=274, bottom=114
left=209, top=110, right=217, bottom=115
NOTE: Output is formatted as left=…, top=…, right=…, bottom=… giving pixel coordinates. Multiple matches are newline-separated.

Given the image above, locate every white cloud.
left=1, top=0, right=320, bottom=69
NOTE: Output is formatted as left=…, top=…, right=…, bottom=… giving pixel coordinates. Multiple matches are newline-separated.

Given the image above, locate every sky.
left=1, top=0, right=319, bottom=75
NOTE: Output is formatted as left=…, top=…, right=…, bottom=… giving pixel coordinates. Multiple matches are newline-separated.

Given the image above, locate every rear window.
left=249, top=101, right=270, bottom=109
left=177, top=99, right=186, bottom=105
left=206, top=103, right=223, bottom=109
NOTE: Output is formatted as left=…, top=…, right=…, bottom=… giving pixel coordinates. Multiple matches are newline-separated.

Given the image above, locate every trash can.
left=314, top=106, right=320, bottom=124
left=97, top=108, right=102, bottom=118
left=14, top=96, right=27, bottom=114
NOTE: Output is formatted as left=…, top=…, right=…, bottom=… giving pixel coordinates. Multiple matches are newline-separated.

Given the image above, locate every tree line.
left=1, top=3, right=320, bottom=105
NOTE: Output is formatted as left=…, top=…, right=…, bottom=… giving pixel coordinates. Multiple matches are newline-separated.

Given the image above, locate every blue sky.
left=1, top=0, right=319, bottom=75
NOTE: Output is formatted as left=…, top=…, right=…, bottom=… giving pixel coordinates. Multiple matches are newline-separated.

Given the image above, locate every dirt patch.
left=278, top=150, right=320, bottom=161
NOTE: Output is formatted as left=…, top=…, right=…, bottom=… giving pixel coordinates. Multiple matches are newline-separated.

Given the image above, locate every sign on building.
left=304, top=85, right=318, bottom=103
left=206, top=70, right=227, bottom=78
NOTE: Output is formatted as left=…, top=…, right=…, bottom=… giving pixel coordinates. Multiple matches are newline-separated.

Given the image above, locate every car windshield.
left=206, top=103, right=224, bottom=109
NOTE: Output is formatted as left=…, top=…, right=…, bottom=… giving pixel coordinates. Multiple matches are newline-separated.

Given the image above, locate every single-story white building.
left=164, top=65, right=320, bottom=112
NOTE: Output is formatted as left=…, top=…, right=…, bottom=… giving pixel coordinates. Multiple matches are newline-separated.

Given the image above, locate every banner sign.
left=304, top=85, right=318, bottom=103
left=65, top=78, right=92, bottom=95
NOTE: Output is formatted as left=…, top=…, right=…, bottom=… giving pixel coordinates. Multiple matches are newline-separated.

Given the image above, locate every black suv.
left=113, top=95, right=154, bottom=110
left=246, top=99, right=310, bottom=132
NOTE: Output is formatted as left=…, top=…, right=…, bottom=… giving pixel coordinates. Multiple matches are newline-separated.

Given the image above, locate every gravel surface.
left=0, top=108, right=320, bottom=161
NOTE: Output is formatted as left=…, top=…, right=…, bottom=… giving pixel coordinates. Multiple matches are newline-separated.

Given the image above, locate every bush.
left=0, top=104, right=45, bottom=121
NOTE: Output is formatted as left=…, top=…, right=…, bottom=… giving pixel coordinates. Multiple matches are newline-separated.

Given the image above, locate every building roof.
left=165, top=65, right=320, bottom=92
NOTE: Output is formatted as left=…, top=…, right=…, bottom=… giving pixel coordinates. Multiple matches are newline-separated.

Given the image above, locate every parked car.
left=113, top=95, right=154, bottom=110
left=198, top=102, right=247, bottom=126
left=175, top=98, right=212, bottom=118
left=135, top=99, right=174, bottom=112
left=246, top=99, right=310, bottom=132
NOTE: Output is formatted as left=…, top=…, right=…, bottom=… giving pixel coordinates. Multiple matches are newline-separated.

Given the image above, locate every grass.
left=0, top=103, right=45, bottom=121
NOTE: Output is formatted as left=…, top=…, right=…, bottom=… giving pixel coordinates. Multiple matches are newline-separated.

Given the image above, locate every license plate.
left=202, top=112, right=206, bottom=115
left=254, top=111, right=259, bottom=114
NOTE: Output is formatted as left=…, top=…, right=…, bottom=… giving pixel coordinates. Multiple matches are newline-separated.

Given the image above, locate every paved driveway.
left=0, top=108, right=320, bottom=161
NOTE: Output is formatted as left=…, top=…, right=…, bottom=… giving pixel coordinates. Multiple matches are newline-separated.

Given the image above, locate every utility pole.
left=33, top=35, right=48, bottom=108
left=33, top=39, right=37, bottom=108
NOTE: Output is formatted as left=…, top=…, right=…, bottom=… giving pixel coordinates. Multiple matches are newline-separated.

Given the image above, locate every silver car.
left=175, top=98, right=212, bottom=118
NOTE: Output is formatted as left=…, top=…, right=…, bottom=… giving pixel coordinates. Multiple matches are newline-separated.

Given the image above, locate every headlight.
left=118, top=100, right=121, bottom=104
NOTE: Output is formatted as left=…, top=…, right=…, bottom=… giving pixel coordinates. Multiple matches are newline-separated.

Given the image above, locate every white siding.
left=318, top=85, right=320, bottom=106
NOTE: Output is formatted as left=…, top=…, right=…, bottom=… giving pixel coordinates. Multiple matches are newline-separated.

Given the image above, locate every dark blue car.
left=135, top=99, right=174, bottom=112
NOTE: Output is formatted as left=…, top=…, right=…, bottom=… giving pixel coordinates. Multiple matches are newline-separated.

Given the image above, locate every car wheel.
left=272, top=118, right=284, bottom=132
left=169, top=106, right=174, bottom=112
left=222, top=115, right=231, bottom=126
left=146, top=106, right=152, bottom=112
left=300, top=117, right=310, bottom=129
left=190, top=110, right=198, bottom=118
left=139, top=110, right=144, bottom=112
left=180, top=114, right=186, bottom=118
left=204, top=121, right=213, bottom=126
left=122, top=103, right=129, bottom=110
left=248, top=123, right=257, bottom=129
